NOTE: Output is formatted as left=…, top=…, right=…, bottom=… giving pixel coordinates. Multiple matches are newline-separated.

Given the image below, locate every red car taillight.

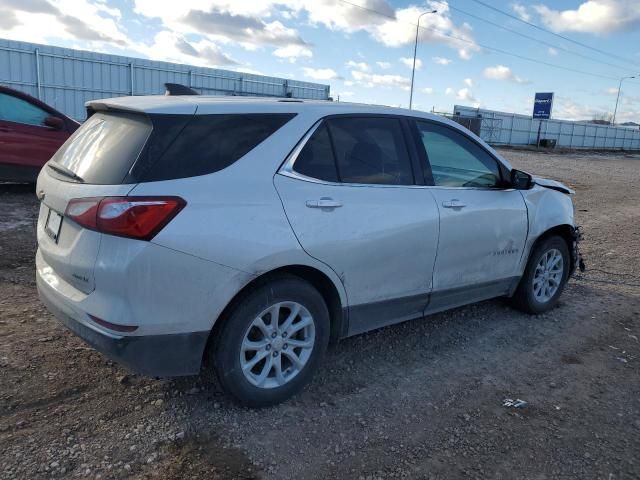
left=65, top=196, right=186, bottom=241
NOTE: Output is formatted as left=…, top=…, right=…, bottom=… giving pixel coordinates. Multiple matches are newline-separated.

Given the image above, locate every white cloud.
left=445, top=85, right=477, bottom=103
left=299, top=0, right=393, bottom=32
left=511, top=3, right=531, bottom=22
left=302, top=67, right=339, bottom=80
left=373, top=3, right=478, bottom=59
left=548, top=47, right=558, bottom=56
left=0, top=0, right=131, bottom=47
left=346, top=60, right=370, bottom=72
left=456, top=87, right=477, bottom=102
left=422, top=87, right=434, bottom=94
left=130, top=0, right=313, bottom=66
left=135, top=31, right=237, bottom=67
left=533, top=0, right=640, bottom=34
left=400, top=57, right=421, bottom=70
left=351, top=70, right=411, bottom=90
left=0, top=0, right=481, bottom=81
left=299, top=0, right=478, bottom=59
left=483, top=65, right=529, bottom=84
left=553, top=96, right=614, bottom=121
left=606, top=87, right=619, bottom=94
left=456, top=88, right=476, bottom=102
left=234, top=66, right=264, bottom=75
left=464, top=78, right=473, bottom=87
left=273, top=44, right=312, bottom=62
left=184, top=12, right=307, bottom=49
left=335, top=91, right=354, bottom=99
left=433, top=56, right=452, bottom=65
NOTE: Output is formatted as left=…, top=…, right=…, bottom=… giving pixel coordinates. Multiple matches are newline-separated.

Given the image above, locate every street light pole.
left=612, top=75, right=636, bottom=125
left=409, top=9, right=437, bottom=110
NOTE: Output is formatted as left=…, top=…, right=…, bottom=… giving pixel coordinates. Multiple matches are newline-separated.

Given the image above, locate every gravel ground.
left=1, top=149, right=639, bottom=480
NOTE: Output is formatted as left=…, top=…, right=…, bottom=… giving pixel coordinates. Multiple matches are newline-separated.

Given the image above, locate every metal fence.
left=0, top=38, right=330, bottom=121
left=453, top=105, right=640, bottom=150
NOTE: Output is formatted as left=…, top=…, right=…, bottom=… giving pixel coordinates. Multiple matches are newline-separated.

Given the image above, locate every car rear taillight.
left=65, top=196, right=186, bottom=241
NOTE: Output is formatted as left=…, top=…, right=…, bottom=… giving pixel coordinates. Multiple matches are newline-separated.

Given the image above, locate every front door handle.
left=306, top=198, right=343, bottom=209
left=442, top=199, right=467, bottom=209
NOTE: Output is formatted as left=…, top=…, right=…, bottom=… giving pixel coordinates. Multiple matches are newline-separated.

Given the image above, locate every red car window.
left=0, top=92, right=49, bottom=127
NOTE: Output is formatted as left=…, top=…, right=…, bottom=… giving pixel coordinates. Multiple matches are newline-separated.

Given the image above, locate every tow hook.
left=572, top=226, right=586, bottom=274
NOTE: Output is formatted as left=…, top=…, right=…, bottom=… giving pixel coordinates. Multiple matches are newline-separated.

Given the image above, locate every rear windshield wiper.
left=47, top=161, right=85, bottom=183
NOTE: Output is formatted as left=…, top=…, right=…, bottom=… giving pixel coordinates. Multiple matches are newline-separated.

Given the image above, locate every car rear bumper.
left=37, top=266, right=209, bottom=377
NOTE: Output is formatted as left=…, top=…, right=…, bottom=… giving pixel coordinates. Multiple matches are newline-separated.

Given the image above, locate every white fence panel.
left=0, top=38, right=331, bottom=121
left=454, top=105, right=640, bottom=151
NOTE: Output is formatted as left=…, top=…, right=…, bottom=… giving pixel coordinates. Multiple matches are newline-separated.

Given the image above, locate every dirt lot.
left=1, top=149, right=639, bottom=480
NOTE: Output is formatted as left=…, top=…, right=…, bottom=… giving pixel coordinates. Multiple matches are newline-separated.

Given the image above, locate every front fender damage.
left=571, top=226, right=586, bottom=276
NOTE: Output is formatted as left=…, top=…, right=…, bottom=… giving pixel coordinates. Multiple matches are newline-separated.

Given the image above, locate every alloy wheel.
left=240, top=301, right=315, bottom=389
left=532, top=248, right=564, bottom=303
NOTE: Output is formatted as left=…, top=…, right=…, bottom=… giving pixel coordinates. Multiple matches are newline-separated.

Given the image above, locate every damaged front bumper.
left=571, top=226, right=586, bottom=276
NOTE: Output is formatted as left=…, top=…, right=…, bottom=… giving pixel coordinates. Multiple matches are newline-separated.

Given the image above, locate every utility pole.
left=612, top=75, right=636, bottom=125
left=409, top=9, right=437, bottom=110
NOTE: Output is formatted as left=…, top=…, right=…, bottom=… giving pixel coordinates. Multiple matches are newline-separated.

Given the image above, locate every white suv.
left=36, top=96, right=582, bottom=406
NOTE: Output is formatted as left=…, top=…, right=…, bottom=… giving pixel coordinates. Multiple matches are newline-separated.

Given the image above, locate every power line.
left=444, top=2, right=636, bottom=75
left=337, top=0, right=624, bottom=81
left=467, top=0, right=640, bottom=69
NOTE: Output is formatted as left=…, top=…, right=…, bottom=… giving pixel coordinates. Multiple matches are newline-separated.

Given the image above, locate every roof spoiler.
left=164, top=83, right=199, bottom=96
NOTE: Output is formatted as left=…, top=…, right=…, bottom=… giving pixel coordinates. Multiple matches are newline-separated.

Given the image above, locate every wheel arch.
left=528, top=224, right=576, bottom=274
left=202, top=264, right=347, bottom=369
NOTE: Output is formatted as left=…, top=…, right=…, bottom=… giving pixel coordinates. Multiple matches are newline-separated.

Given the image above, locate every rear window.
left=50, top=112, right=151, bottom=184
left=50, top=112, right=295, bottom=184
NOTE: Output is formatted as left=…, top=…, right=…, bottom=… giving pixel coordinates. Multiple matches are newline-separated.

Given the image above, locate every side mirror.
left=510, top=169, right=533, bottom=190
left=44, top=116, right=65, bottom=130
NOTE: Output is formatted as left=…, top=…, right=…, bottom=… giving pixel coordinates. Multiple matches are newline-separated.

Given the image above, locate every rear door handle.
left=442, top=199, right=466, bottom=209
left=306, top=198, right=343, bottom=209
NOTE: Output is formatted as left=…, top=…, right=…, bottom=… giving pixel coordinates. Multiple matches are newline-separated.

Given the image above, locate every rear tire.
left=511, top=235, right=570, bottom=314
left=211, top=275, right=330, bottom=407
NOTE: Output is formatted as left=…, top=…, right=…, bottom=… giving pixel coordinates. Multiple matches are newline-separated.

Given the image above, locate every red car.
left=0, top=85, right=79, bottom=182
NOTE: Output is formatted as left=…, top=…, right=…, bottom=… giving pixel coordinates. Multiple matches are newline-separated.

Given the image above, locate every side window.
left=416, top=121, right=502, bottom=188
left=140, top=113, right=295, bottom=182
left=328, top=117, right=414, bottom=185
left=293, top=123, right=339, bottom=182
left=0, top=92, right=49, bottom=127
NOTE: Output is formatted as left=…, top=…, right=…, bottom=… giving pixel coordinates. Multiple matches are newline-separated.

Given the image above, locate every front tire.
left=211, top=275, right=330, bottom=407
left=511, top=235, right=570, bottom=314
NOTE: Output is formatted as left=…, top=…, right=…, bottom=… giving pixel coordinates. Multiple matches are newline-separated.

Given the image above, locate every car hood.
left=533, top=176, right=575, bottom=195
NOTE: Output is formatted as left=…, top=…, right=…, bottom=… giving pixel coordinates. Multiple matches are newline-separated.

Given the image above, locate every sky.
left=1, top=0, right=639, bottom=123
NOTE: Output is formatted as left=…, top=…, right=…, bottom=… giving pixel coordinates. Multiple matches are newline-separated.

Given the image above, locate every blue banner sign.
left=533, top=92, right=554, bottom=119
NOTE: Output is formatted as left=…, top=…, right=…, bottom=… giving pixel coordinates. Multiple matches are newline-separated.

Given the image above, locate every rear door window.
left=327, top=117, right=414, bottom=185
left=0, top=92, right=49, bottom=126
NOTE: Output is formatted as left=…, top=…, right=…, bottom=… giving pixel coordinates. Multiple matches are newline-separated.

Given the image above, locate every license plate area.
left=45, top=208, right=63, bottom=243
